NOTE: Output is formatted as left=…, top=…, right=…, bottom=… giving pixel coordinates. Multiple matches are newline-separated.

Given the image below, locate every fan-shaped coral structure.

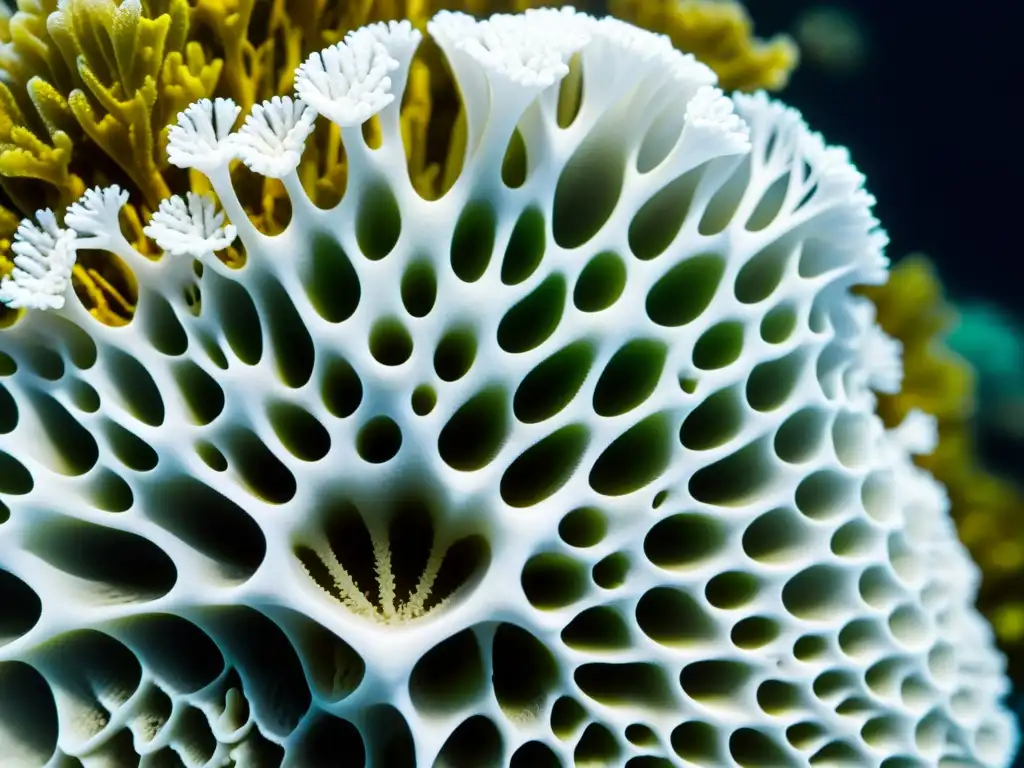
left=0, top=0, right=797, bottom=331
left=0, top=8, right=1017, bottom=767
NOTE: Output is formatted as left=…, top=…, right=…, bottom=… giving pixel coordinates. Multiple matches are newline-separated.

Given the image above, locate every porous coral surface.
left=0, top=8, right=1018, bottom=767
left=866, top=257, right=1024, bottom=685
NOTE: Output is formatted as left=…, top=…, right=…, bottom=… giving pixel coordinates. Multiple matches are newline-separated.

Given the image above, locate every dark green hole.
left=689, top=440, right=774, bottom=507
left=356, top=416, right=402, bottom=464
left=644, top=513, right=726, bottom=569
left=735, top=239, right=794, bottom=304
left=497, top=274, right=566, bottom=354
left=705, top=571, right=760, bottom=609
left=693, top=321, right=744, bottom=371
left=553, top=131, right=626, bottom=249
left=646, top=254, right=725, bottom=327
left=514, top=340, right=595, bottom=424
left=746, top=350, right=805, bottom=412
left=267, top=401, right=331, bottom=462
left=207, top=271, right=262, bottom=364
left=680, top=386, right=744, bottom=450
left=356, top=183, right=401, bottom=260
left=220, top=427, right=297, bottom=504
left=628, top=167, right=703, bottom=260
left=521, top=553, right=588, bottom=609
left=672, top=721, right=722, bottom=763
left=0, top=383, right=16, bottom=433
left=196, top=440, right=227, bottom=472
left=101, top=420, right=158, bottom=472
left=592, top=552, right=630, bottom=589
left=593, top=338, right=666, bottom=417
left=451, top=200, right=496, bottom=283
left=589, top=412, right=672, bottom=496
left=438, top=387, right=508, bottom=471
left=411, top=384, right=436, bottom=416
left=561, top=606, right=631, bottom=650
left=257, top=278, right=316, bottom=388
left=104, top=347, right=165, bottom=426
left=558, top=506, right=607, bottom=548
left=761, top=303, right=797, bottom=343
left=0, top=450, right=33, bottom=494
left=303, top=232, right=360, bottom=323
left=139, top=292, right=187, bottom=355
left=550, top=697, right=587, bottom=739
left=573, top=250, right=626, bottom=312
left=434, top=327, right=476, bottom=382
left=731, top=616, right=781, bottom=649
left=492, top=623, right=559, bottom=720
left=401, top=259, right=436, bottom=318
left=369, top=318, right=413, bottom=367
left=501, top=207, right=546, bottom=285
left=574, top=723, right=621, bottom=765
left=321, top=356, right=362, bottom=418
left=501, top=424, right=589, bottom=508
left=575, top=662, right=674, bottom=710
left=501, top=129, right=528, bottom=188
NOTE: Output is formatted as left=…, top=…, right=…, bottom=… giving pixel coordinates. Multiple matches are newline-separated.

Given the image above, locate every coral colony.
left=0, top=7, right=1018, bottom=767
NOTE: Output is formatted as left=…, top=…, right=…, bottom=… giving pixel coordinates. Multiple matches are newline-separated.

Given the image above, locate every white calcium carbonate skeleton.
left=0, top=7, right=1017, bottom=767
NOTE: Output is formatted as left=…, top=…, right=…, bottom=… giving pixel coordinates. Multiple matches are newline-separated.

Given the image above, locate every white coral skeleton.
left=0, top=7, right=1018, bottom=768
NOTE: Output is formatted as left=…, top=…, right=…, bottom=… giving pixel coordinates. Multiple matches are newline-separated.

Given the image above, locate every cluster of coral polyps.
left=0, top=8, right=1017, bottom=767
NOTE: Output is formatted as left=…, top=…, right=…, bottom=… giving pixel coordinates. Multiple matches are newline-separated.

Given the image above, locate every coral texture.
left=0, top=7, right=1017, bottom=768
left=865, top=256, right=1024, bottom=685
left=0, top=0, right=797, bottom=330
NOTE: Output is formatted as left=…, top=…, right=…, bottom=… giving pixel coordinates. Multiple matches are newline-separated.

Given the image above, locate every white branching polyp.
left=0, top=7, right=1017, bottom=768
left=143, top=192, right=238, bottom=261
left=235, top=96, right=319, bottom=179
left=294, top=24, right=414, bottom=128
left=0, top=211, right=78, bottom=310
left=64, top=185, right=130, bottom=244
left=165, top=97, right=243, bottom=174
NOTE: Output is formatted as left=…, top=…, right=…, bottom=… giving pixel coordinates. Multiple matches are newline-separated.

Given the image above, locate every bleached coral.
left=294, top=24, right=411, bottom=128
left=166, top=98, right=242, bottom=174
left=143, top=193, right=238, bottom=261
left=0, top=211, right=76, bottom=310
left=234, top=96, right=318, bottom=179
left=0, top=8, right=1017, bottom=768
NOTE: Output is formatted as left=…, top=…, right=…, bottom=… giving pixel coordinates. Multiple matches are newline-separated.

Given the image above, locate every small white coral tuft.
left=364, top=19, right=423, bottom=67
left=425, top=10, right=478, bottom=48
left=235, top=96, right=318, bottom=178
left=593, top=16, right=673, bottom=61
left=166, top=98, right=241, bottom=172
left=596, top=15, right=713, bottom=92
left=734, top=91, right=806, bottom=171
left=294, top=25, right=406, bottom=128
left=892, top=408, right=940, bottom=456
left=862, top=321, right=904, bottom=395
left=0, top=211, right=77, bottom=310
left=679, top=85, right=751, bottom=163
left=143, top=193, right=237, bottom=260
left=803, top=131, right=869, bottom=199
left=457, top=7, right=592, bottom=89
left=64, top=186, right=130, bottom=245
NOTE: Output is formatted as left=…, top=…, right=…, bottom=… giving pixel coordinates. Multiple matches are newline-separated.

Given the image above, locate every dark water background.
left=743, top=1, right=1024, bottom=761
left=749, top=0, right=1018, bottom=307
